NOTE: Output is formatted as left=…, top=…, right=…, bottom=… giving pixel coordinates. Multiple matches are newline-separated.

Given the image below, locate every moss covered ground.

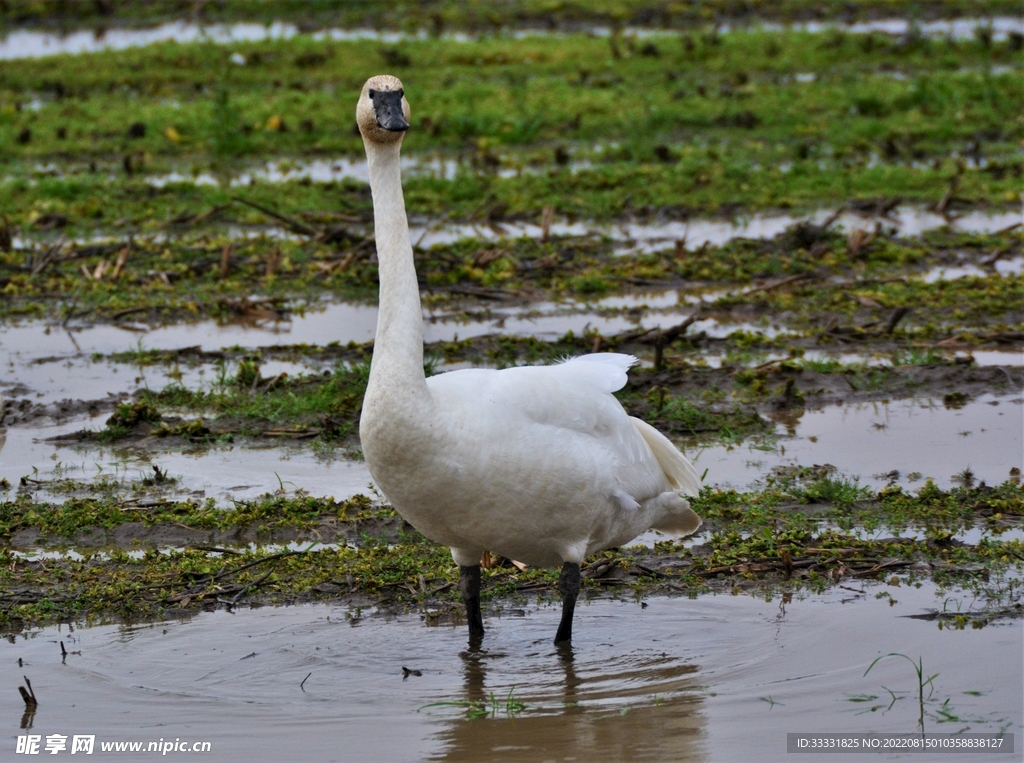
left=1, top=475, right=1021, bottom=632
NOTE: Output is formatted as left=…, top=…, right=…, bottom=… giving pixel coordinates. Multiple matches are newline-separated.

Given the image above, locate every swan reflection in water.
left=428, top=640, right=706, bottom=762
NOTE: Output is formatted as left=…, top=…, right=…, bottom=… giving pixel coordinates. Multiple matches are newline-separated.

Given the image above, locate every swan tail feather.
left=629, top=416, right=702, bottom=497
left=646, top=492, right=703, bottom=536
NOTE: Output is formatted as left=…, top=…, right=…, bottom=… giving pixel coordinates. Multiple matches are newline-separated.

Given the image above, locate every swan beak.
left=371, top=90, right=410, bottom=132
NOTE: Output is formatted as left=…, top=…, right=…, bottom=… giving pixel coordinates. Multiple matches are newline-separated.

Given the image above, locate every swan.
left=356, top=75, right=703, bottom=644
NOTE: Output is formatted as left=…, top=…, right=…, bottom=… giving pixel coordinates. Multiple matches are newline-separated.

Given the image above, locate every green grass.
left=420, top=687, right=527, bottom=720
left=121, top=358, right=372, bottom=440
left=100, top=399, right=163, bottom=441
left=652, top=394, right=766, bottom=440
left=725, top=271, right=1024, bottom=327
left=864, top=653, right=939, bottom=731
left=890, top=347, right=948, bottom=366
left=794, top=475, right=874, bottom=507
left=72, top=328, right=1016, bottom=452
left=0, top=28, right=1022, bottom=230
left=718, top=473, right=1024, bottom=536
left=0, top=488, right=379, bottom=538
left=1, top=24, right=1022, bottom=336
left=800, top=357, right=844, bottom=372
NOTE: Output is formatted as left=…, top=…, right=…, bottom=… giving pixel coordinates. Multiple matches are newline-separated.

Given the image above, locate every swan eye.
left=368, top=89, right=377, bottom=99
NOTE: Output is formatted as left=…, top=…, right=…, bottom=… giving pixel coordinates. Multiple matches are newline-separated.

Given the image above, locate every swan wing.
left=555, top=356, right=700, bottom=498
left=427, top=353, right=679, bottom=504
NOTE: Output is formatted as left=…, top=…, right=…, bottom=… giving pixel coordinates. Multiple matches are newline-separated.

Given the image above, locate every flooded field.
left=3, top=586, right=1020, bottom=762
left=10, top=205, right=1024, bottom=269
left=3, top=16, right=1024, bottom=60
left=2, top=385, right=1020, bottom=505
left=1, top=7, right=1023, bottom=761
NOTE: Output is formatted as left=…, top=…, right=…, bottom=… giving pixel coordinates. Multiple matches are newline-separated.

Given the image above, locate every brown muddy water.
left=2, top=586, right=1020, bottom=762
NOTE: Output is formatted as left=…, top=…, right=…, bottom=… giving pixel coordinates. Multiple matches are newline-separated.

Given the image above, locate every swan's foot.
left=459, top=564, right=485, bottom=639
left=554, top=561, right=581, bottom=644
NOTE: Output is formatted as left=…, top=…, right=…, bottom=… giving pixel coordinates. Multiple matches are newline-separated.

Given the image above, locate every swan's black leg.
left=459, top=564, right=485, bottom=640
left=554, top=562, right=581, bottom=644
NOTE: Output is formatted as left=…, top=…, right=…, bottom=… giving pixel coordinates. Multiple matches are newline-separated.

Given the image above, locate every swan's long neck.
left=365, top=141, right=429, bottom=402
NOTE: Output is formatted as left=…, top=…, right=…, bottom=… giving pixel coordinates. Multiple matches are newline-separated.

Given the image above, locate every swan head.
left=357, top=75, right=411, bottom=145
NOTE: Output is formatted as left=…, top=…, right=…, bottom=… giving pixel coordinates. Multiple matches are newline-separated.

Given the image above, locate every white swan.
left=357, top=75, right=702, bottom=643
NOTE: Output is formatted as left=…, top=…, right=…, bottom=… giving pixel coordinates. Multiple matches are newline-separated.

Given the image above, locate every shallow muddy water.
left=795, top=349, right=1024, bottom=370
left=6, top=269, right=1016, bottom=367
left=2, top=585, right=1019, bottom=762
left=694, top=393, right=1023, bottom=490
left=142, top=155, right=460, bottom=189
left=11, top=202, right=1022, bottom=261
left=404, top=205, right=1024, bottom=255
left=970, top=351, right=1024, bottom=367
left=0, top=21, right=311, bottom=60
left=0, top=419, right=373, bottom=506
left=2, top=284, right=1020, bottom=411
left=922, top=256, right=1024, bottom=283
left=3, top=271, right=1016, bottom=363
left=1, top=390, right=1018, bottom=506
left=2, top=16, right=1023, bottom=60
left=0, top=298, right=751, bottom=362
left=3, top=347, right=309, bottom=408
left=792, top=16, right=1024, bottom=41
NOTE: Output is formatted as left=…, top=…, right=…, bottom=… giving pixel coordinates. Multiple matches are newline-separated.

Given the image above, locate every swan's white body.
left=357, top=77, right=702, bottom=572
left=365, top=355, right=702, bottom=568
